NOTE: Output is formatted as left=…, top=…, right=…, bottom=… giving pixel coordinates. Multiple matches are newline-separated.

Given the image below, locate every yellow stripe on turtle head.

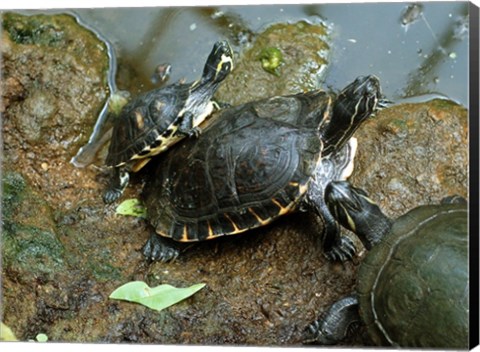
left=215, top=54, right=234, bottom=80
left=344, top=208, right=357, bottom=233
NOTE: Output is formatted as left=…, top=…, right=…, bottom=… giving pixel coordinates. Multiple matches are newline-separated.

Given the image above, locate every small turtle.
left=103, top=40, right=234, bottom=203
left=140, top=75, right=385, bottom=262
left=150, top=63, right=172, bottom=85
left=304, top=181, right=469, bottom=349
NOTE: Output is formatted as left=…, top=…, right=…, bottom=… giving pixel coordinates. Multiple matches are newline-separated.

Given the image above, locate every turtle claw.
left=142, top=233, right=180, bottom=262
left=303, top=295, right=360, bottom=345
left=103, top=168, right=129, bottom=204
left=177, top=126, right=202, bottom=138
left=212, top=100, right=231, bottom=110
left=303, top=319, right=322, bottom=344
left=177, top=111, right=202, bottom=138
left=303, top=319, right=336, bottom=345
left=187, top=126, right=202, bottom=138
left=324, top=236, right=356, bottom=262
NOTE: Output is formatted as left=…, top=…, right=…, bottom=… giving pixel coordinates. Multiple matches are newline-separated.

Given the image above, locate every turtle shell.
left=357, top=202, right=468, bottom=348
left=142, top=91, right=337, bottom=242
left=106, top=83, right=191, bottom=167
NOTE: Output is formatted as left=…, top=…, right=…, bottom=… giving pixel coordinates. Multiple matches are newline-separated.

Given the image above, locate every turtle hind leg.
left=303, top=295, right=361, bottom=345
left=103, top=167, right=130, bottom=204
left=142, top=232, right=181, bottom=263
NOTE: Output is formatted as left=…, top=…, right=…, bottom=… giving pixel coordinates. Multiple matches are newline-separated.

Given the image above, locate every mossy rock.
left=217, top=21, right=331, bottom=106
left=351, top=99, right=468, bottom=216
left=1, top=12, right=110, bottom=151
left=2, top=172, right=65, bottom=281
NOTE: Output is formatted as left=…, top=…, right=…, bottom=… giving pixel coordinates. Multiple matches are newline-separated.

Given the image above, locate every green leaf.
left=0, top=322, right=17, bottom=341
left=36, top=333, right=48, bottom=342
left=115, top=198, right=147, bottom=218
left=109, top=281, right=206, bottom=311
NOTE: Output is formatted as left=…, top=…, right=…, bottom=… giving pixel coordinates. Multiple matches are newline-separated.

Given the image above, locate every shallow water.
left=15, top=2, right=469, bottom=105
left=62, top=1, right=470, bottom=106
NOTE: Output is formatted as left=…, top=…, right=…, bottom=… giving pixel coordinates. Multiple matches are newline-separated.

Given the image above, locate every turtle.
left=103, top=40, right=234, bottom=204
left=150, top=63, right=172, bottom=85
left=140, top=75, right=386, bottom=262
left=303, top=180, right=469, bottom=349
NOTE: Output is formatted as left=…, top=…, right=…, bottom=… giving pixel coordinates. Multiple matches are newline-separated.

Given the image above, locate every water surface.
left=69, top=2, right=469, bottom=106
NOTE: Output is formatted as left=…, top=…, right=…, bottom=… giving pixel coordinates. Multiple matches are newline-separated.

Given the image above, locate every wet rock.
left=216, top=20, right=330, bottom=105
left=351, top=99, right=468, bottom=217
left=2, top=171, right=65, bottom=281
left=0, top=13, right=120, bottom=342
left=1, top=171, right=66, bottom=340
left=1, top=12, right=109, bottom=153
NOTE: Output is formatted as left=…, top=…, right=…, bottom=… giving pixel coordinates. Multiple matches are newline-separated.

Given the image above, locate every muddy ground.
left=1, top=12, right=468, bottom=346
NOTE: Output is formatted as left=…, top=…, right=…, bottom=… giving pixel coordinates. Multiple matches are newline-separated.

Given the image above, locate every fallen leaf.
left=0, top=322, right=17, bottom=341
left=115, top=198, right=147, bottom=218
left=109, top=281, right=206, bottom=311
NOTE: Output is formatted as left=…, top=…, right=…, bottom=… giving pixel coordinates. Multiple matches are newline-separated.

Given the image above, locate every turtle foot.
left=103, top=188, right=123, bottom=204
left=303, top=295, right=360, bottom=345
left=142, top=233, right=180, bottom=262
left=213, top=100, right=232, bottom=110
left=103, top=168, right=129, bottom=204
left=303, top=318, right=337, bottom=345
left=177, top=125, right=202, bottom=138
left=440, top=195, right=467, bottom=205
left=324, top=236, right=356, bottom=262
left=187, top=126, right=202, bottom=138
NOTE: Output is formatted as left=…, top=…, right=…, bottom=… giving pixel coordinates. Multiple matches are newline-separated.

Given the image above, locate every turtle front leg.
left=320, top=203, right=356, bottom=261
left=177, top=112, right=201, bottom=138
left=103, top=167, right=130, bottom=204
left=303, top=295, right=361, bottom=344
left=305, top=190, right=357, bottom=261
left=142, top=231, right=181, bottom=262
left=212, top=99, right=231, bottom=110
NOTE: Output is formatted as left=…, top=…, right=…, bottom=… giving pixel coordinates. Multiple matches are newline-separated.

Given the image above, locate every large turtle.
left=303, top=181, right=469, bottom=349
left=103, top=40, right=234, bottom=203
left=140, top=75, right=385, bottom=262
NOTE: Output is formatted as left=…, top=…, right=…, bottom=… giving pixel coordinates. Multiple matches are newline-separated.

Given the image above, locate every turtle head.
left=322, top=75, right=383, bottom=155
left=201, top=40, right=234, bottom=84
left=335, top=75, right=382, bottom=119
left=325, top=181, right=392, bottom=249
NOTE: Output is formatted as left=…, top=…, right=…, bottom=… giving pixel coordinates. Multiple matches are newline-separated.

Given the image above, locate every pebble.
left=387, top=178, right=405, bottom=192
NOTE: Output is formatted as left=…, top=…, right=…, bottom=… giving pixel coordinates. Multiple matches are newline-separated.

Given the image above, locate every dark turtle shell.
left=357, top=202, right=468, bottom=348
left=105, top=83, right=191, bottom=168
left=142, top=92, right=334, bottom=241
